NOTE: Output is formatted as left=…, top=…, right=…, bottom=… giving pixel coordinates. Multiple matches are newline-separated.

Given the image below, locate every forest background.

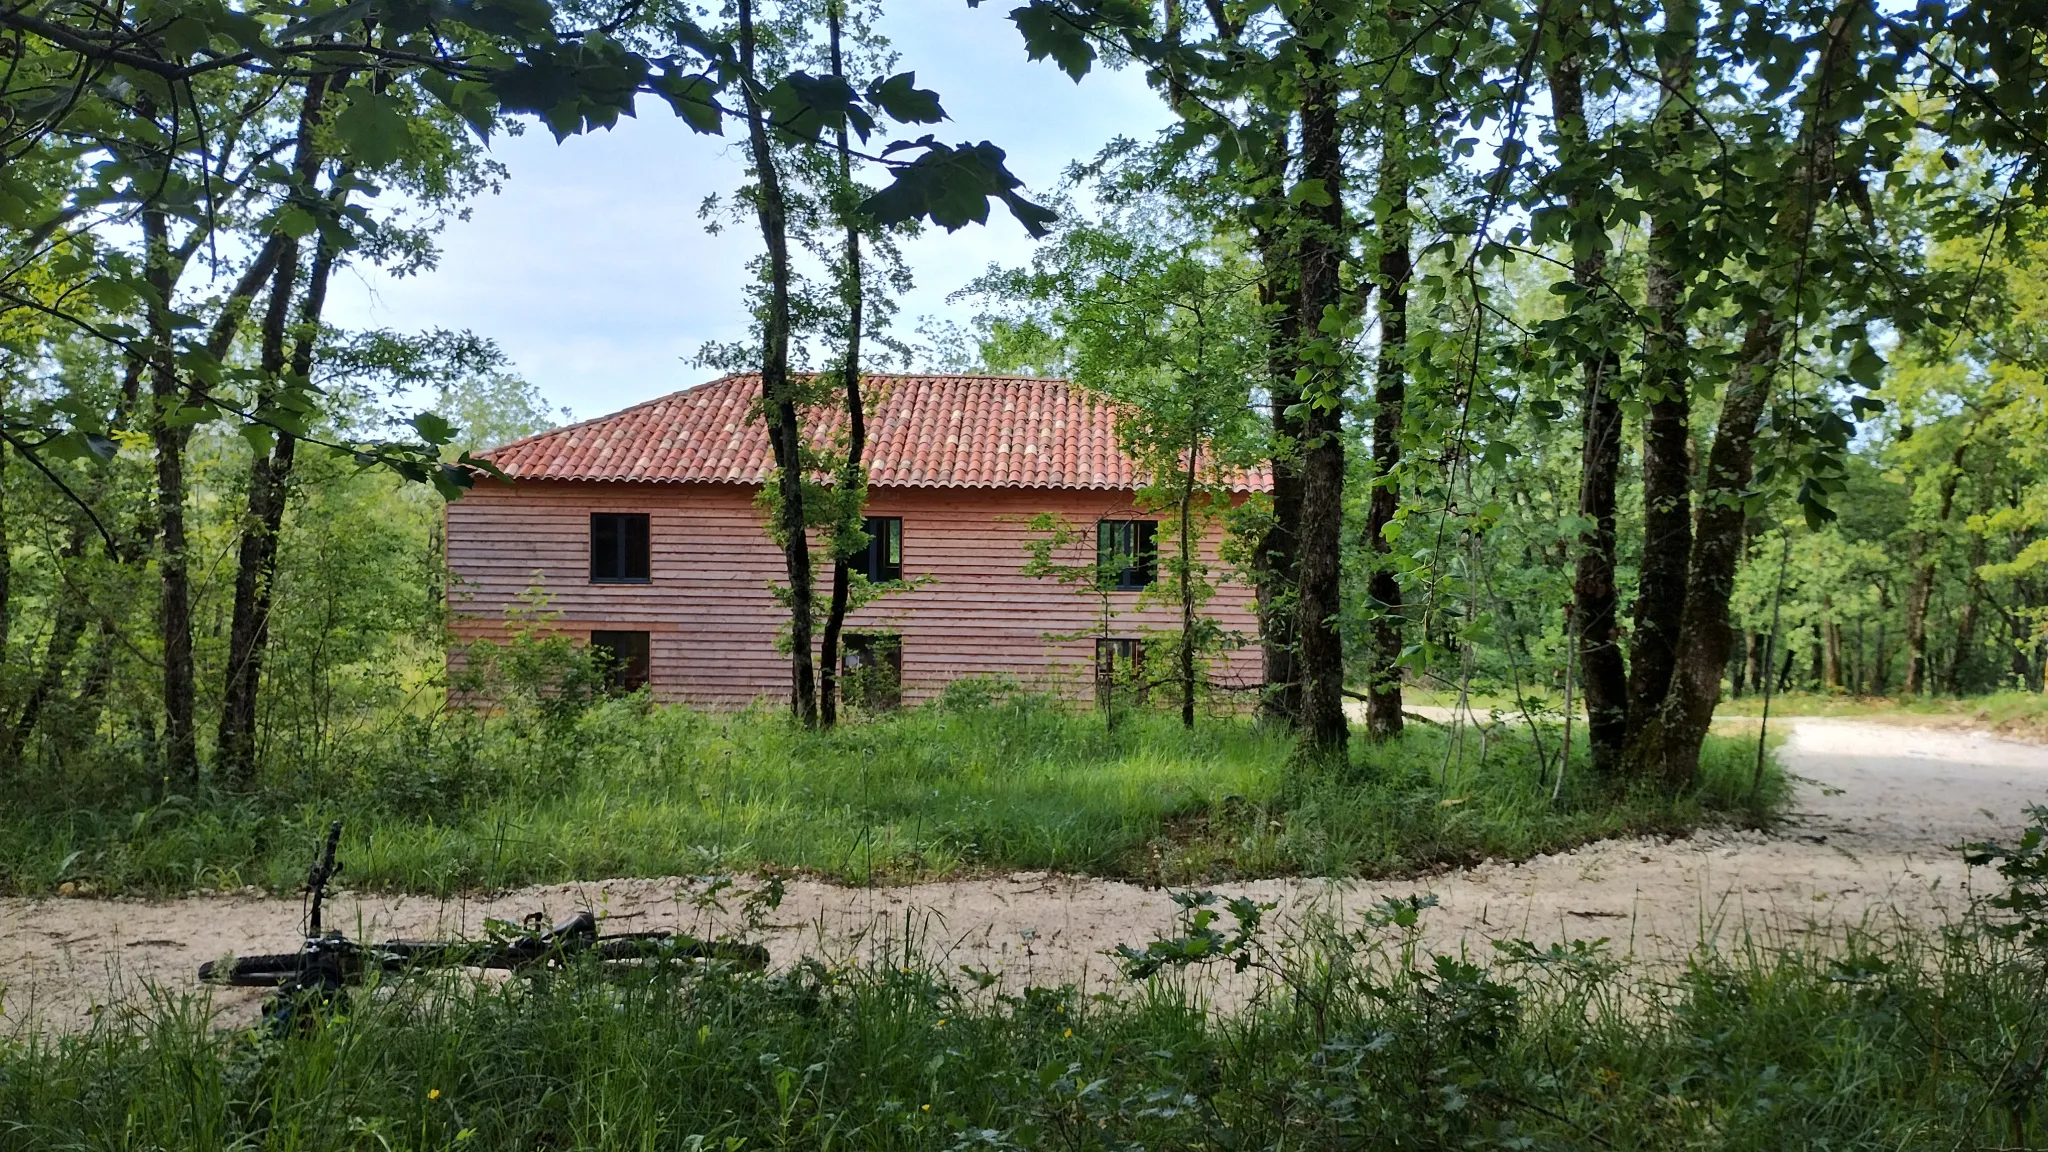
left=2, top=0, right=2047, bottom=888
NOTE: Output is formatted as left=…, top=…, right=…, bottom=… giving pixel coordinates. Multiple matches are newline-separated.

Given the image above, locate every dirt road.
left=6, top=717, right=2047, bottom=1032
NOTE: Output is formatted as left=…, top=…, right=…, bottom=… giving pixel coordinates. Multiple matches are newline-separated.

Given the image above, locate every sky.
left=321, top=0, right=1174, bottom=422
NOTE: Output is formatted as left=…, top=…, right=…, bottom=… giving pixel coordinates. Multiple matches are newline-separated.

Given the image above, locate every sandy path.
left=6, top=717, right=2047, bottom=1032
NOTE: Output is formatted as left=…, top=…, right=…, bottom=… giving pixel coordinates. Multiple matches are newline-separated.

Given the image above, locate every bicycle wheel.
left=200, top=952, right=313, bottom=988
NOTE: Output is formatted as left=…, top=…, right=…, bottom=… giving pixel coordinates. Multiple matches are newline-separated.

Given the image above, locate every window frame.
left=589, top=512, right=652, bottom=584
left=857, top=516, right=903, bottom=583
left=589, top=629, right=652, bottom=693
left=1096, top=519, right=1158, bottom=591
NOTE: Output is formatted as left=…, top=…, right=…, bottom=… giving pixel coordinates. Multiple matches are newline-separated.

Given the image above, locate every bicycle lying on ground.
left=200, top=822, right=768, bottom=1026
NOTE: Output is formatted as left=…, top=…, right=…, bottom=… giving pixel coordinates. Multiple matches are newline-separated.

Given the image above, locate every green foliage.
left=8, top=878, right=2048, bottom=1148
left=0, top=687, right=1780, bottom=896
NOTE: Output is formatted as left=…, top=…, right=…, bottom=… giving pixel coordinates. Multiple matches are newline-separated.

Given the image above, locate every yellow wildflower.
left=429, top=1089, right=442, bottom=1100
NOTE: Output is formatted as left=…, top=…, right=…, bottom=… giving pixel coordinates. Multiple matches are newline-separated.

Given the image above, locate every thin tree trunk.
left=1292, top=19, right=1352, bottom=760
left=1548, top=8, right=1627, bottom=772
left=1824, top=614, right=1843, bottom=691
left=218, top=71, right=335, bottom=783
left=1624, top=0, right=1861, bottom=787
left=1364, top=100, right=1409, bottom=742
left=1944, top=532, right=1986, bottom=693
left=1252, top=154, right=1302, bottom=728
left=1180, top=430, right=1199, bottom=729
left=1625, top=0, right=1699, bottom=742
left=143, top=202, right=199, bottom=784
left=818, top=3, right=865, bottom=730
left=1903, top=446, right=1965, bottom=695
left=739, top=0, right=816, bottom=726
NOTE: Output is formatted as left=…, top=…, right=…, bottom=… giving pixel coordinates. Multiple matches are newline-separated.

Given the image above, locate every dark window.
left=591, top=513, right=651, bottom=583
left=842, top=633, right=903, bottom=710
left=1097, top=520, right=1157, bottom=590
left=1095, top=637, right=1146, bottom=707
left=590, top=630, right=651, bottom=692
left=856, top=516, right=903, bottom=582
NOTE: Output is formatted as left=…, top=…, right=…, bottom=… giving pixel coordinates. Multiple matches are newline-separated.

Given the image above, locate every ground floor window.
left=842, top=633, right=903, bottom=710
left=590, top=630, right=651, bottom=692
left=1095, top=637, right=1146, bottom=708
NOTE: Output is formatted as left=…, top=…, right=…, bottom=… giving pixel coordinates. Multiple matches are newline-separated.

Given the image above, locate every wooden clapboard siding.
left=445, top=479, right=1262, bottom=707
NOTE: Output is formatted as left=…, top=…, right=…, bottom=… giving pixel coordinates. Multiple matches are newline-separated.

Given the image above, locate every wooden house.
left=446, top=373, right=1266, bottom=708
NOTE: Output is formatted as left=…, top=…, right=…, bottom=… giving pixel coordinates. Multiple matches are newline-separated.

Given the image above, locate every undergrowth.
left=0, top=670, right=1784, bottom=896
left=3, top=873, right=2044, bottom=1150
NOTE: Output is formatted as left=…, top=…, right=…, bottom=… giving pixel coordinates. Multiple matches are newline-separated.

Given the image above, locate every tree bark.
left=740, top=0, right=817, bottom=726
left=1944, top=532, right=1986, bottom=693
left=218, top=72, right=336, bottom=784
left=1903, top=443, right=1966, bottom=695
left=1625, top=0, right=1699, bottom=743
left=1624, top=0, right=1861, bottom=787
left=1291, top=17, right=1351, bottom=760
left=1252, top=150, right=1302, bottom=728
left=1179, top=428, right=1200, bottom=728
left=1364, top=103, right=1409, bottom=742
left=818, top=3, right=865, bottom=730
left=142, top=202, right=199, bottom=785
left=1547, top=8, right=1628, bottom=772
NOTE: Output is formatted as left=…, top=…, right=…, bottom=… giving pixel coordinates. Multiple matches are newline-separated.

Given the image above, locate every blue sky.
left=323, top=0, right=1172, bottom=421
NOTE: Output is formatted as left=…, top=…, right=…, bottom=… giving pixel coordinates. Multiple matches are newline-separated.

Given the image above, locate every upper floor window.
left=590, top=513, right=650, bottom=583
left=1097, top=520, right=1157, bottom=590
left=857, top=516, right=903, bottom=582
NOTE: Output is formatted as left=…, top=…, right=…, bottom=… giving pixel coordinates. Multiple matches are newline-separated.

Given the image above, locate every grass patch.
left=0, top=692, right=1784, bottom=897
left=1716, top=689, right=2048, bottom=738
left=2, top=906, right=2043, bottom=1150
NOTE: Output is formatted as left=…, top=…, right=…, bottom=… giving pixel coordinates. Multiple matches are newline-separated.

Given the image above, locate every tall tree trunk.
left=1944, top=532, right=1987, bottom=693
left=739, top=0, right=817, bottom=726
left=218, top=241, right=337, bottom=783
left=1252, top=154, right=1302, bottom=728
left=218, top=72, right=336, bottom=784
left=1625, top=0, right=1699, bottom=742
left=1364, top=103, right=1409, bottom=742
left=1547, top=7, right=1628, bottom=772
left=143, top=202, right=199, bottom=784
left=1291, top=18, right=1352, bottom=759
left=1740, top=632, right=1763, bottom=697
left=1823, top=613, right=1843, bottom=691
left=1903, top=446, right=1965, bottom=695
left=817, top=4, right=865, bottom=730
left=1624, top=0, right=1861, bottom=787
left=1179, top=427, right=1201, bottom=729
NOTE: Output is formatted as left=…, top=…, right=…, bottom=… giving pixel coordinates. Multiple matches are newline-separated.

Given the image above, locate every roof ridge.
left=481, top=374, right=772, bottom=455
left=476, top=372, right=1269, bottom=492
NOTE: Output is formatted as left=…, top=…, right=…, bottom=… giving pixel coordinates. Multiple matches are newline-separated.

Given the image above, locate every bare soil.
left=6, top=717, right=2046, bottom=1033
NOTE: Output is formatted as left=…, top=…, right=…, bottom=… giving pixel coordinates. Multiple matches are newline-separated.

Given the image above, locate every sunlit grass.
left=0, top=692, right=1784, bottom=897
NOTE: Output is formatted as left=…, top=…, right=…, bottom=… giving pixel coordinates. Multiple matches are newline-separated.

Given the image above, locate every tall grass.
left=2, top=904, right=2042, bottom=1150
left=0, top=686, right=1784, bottom=896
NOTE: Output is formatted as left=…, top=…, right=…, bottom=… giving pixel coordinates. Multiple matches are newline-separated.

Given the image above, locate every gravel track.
left=5, top=716, right=2046, bottom=1032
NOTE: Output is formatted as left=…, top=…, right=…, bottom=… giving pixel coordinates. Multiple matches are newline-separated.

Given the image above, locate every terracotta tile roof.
left=481, top=373, right=1270, bottom=492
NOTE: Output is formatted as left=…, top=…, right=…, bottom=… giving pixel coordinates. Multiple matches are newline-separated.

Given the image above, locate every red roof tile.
left=481, top=373, right=1270, bottom=492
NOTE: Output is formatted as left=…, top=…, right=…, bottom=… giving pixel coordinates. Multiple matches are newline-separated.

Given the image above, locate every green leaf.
left=867, top=72, right=945, bottom=124
left=1010, top=3, right=1095, bottom=81
left=1287, top=178, right=1332, bottom=207
left=651, top=72, right=722, bottom=134
left=276, top=205, right=318, bottom=239
left=411, top=411, right=459, bottom=445
left=762, top=72, right=865, bottom=142
left=861, top=138, right=1056, bottom=238
left=333, top=89, right=411, bottom=168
